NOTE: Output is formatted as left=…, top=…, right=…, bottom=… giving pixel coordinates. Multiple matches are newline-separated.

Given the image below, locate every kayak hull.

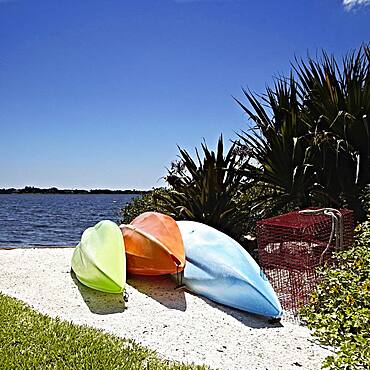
left=121, top=212, right=185, bottom=275
left=177, top=221, right=283, bottom=318
left=72, top=220, right=126, bottom=293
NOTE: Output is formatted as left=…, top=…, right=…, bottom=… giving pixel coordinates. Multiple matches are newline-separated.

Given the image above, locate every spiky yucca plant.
left=159, top=135, right=250, bottom=241
left=235, top=77, right=316, bottom=216
left=236, top=45, right=370, bottom=221
left=295, top=47, right=370, bottom=218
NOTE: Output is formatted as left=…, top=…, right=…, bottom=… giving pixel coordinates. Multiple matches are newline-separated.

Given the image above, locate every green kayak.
left=71, top=220, right=126, bottom=293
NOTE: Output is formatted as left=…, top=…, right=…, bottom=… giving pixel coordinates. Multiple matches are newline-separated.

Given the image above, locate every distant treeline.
left=0, top=186, right=148, bottom=195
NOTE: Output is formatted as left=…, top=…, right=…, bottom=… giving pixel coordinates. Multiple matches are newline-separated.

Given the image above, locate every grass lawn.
left=0, top=293, right=208, bottom=370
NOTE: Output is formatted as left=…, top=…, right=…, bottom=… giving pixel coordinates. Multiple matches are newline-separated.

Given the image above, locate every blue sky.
left=0, top=0, right=369, bottom=190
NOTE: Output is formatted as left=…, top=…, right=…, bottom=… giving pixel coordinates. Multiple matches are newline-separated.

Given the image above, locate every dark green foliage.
left=361, top=185, right=370, bottom=209
left=159, top=135, right=251, bottom=243
left=119, top=184, right=284, bottom=252
left=300, top=217, right=370, bottom=369
left=120, top=188, right=170, bottom=224
left=236, top=45, right=370, bottom=221
left=233, top=183, right=298, bottom=232
left=0, top=186, right=146, bottom=194
left=119, top=140, right=296, bottom=248
left=0, top=293, right=207, bottom=370
left=236, top=76, right=314, bottom=213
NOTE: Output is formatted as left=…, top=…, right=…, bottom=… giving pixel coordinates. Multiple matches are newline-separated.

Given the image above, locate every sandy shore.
left=0, top=248, right=331, bottom=369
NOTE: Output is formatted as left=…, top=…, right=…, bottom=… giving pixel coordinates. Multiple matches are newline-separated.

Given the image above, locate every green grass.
left=0, top=293, right=208, bottom=370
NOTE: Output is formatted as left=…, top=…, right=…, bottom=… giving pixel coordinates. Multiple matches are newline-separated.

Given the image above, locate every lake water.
left=0, top=194, right=136, bottom=248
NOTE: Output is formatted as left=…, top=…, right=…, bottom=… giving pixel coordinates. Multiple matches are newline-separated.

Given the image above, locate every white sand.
left=0, top=248, right=331, bottom=370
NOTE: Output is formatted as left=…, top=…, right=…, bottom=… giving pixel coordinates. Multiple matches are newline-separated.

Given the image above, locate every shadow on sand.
left=71, top=270, right=283, bottom=327
left=128, top=274, right=282, bottom=328
left=70, top=271, right=126, bottom=315
left=128, top=274, right=187, bottom=311
left=195, top=292, right=284, bottom=329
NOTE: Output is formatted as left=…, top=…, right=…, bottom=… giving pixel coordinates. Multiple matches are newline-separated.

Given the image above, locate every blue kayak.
left=177, top=221, right=283, bottom=318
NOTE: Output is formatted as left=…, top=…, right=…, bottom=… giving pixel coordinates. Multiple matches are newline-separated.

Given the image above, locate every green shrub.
left=300, top=217, right=370, bottom=369
left=120, top=188, right=170, bottom=224
left=120, top=184, right=268, bottom=254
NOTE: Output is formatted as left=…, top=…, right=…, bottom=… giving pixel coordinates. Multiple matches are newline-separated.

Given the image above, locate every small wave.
left=33, top=224, right=51, bottom=229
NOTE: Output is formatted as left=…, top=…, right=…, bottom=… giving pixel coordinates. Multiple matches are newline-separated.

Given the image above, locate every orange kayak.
left=120, top=212, right=185, bottom=275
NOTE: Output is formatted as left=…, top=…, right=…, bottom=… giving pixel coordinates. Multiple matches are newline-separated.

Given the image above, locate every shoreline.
left=0, top=245, right=75, bottom=250
left=0, top=187, right=148, bottom=195
left=0, top=247, right=331, bottom=370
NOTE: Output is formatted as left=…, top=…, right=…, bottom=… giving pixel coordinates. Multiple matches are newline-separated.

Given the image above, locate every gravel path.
left=0, top=248, right=331, bottom=369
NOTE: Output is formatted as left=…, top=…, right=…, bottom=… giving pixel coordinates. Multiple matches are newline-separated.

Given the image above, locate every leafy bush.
left=120, top=188, right=170, bottom=224
left=120, top=184, right=281, bottom=254
left=300, top=217, right=370, bottom=369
